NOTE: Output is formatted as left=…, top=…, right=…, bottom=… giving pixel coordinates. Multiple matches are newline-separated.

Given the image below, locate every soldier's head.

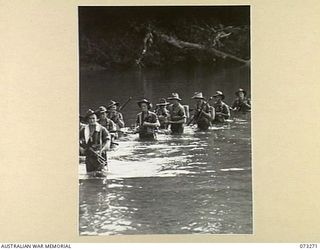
left=88, top=114, right=97, bottom=125
left=107, top=100, right=119, bottom=112
left=85, top=109, right=97, bottom=125
left=100, top=112, right=107, bottom=119
left=156, top=98, right=169, bottom=110
left=109, top=105, right=117, bottom=112
left=192, top=92, right=205, bottom=105
left=238, top=92, right=245, bottom=99
left=212, top=91, right=225, bottom=102
left=168, top=93, right=182, bottom=105
left=140, top=103, right=148, bottom=112
left=235, top=88, right=246, bottom=99
left=138, top=99, right=152, bottom=112
left=97, top=106, right=107, bottom=119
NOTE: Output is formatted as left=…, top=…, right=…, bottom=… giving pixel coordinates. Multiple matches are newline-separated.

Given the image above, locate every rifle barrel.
left=88, top=148, right=107, bottom=162
left=187, top=97, right=212, bottom=126
left=119, top=97, right=132, bottom=111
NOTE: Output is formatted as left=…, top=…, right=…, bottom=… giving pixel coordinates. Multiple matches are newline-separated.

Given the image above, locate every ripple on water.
left=79, top=112, right=252, bottom=235
left=220, top=168, right=249, bottom=172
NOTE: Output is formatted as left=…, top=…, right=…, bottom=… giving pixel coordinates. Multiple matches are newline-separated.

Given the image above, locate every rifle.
left=187, top=97, right=213, bottom=126
left=119, top=97, right=132, bottom=111
left=87, top=147, right=107, bottom=164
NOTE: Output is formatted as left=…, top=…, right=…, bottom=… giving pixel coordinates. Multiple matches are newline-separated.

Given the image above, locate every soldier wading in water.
left=167, top=93, right=186, bottom=134
left=106, top=100, right=125, bottom=130
left=154, top=98, right=170, bottom=129
left=96, top=106, right=118, bottom=145
left=97, top=106, right=117, bottom=132
left=212, top=91, right=230, bottom=123
left=190, top=92, right=215, bottom=131
left=231, top=88, right=251, bottom=112
left=79, top=109, right=110, bottom=177
left=135, top=99, right=160, bottom=140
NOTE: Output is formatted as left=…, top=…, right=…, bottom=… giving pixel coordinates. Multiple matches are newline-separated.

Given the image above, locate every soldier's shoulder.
left=178, top=103, right=185, bottom=109
left=79, top=126, right=85, bottom=134
left=149, top=111, right=157, bottom=116
left=222, top=102, right=228, bottom=106
left=100, top=125, right=108, bottom=132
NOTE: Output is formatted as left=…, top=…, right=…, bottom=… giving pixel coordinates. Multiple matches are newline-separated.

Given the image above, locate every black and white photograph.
left=78, top=6, right=252, bottom=235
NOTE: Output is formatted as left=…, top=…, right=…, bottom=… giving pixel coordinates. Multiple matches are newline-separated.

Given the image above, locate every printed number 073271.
left=300, top=244, right=318, bottom=248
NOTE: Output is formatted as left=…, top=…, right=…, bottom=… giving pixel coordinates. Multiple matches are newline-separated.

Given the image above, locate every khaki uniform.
left=213, top=101, right=230, bottom=123
left=107, top=111, right=125, bottom=129
left=231, top=98, right=251, bottom=112
left=194, top=102, right=212, bottom=131
left=136, top=111, right=159, bottom=140
left=79, top=124, right=110, bottom=172
left=168, top=103, right=186, bottom=134
left=155, top=107, right=170, bottom=129
left=98, top=118, right=117, bottom=132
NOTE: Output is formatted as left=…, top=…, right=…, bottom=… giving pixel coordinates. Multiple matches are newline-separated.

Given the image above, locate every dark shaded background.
left=79, top=6, right=250, bottom=69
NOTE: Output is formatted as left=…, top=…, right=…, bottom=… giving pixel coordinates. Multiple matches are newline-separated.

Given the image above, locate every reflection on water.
left=79, top=65, right=252, bottom=235
left=80, top=64, right=250, bottom=126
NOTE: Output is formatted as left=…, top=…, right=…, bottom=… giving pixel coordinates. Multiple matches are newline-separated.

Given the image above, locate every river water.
left=79, top=64, right=252, bottom=235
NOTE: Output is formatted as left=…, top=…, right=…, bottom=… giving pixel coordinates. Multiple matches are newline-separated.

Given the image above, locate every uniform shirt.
left=79, top=124, right=110, bottom=151
left=136, top=111, right=159, bottom=134
left=194, top=102, right=212, bottom=123
left=98, top=118, right=117, bottom=132
left=213, top=101, right=230, bottom=122
left=194, top=102, right=211, bottom=116
left=231, top=98, right=251, bottom=112
left=155, top=107, right=170, bottom=117
left=155, top=107, right=170, bottom=128
left=168, top=103, right=186, bottom=122
left=107, top=111, right=125, bottom=128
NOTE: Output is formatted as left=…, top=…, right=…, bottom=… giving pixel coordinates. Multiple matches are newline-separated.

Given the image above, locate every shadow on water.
left=79, top=65, right=252, bottom=235
left=79, top=115, right=252, bottom=235
left=80, top=64, right=250, bottom=126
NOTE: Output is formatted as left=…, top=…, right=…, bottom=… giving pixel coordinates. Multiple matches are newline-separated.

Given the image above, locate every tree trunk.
left=154, top=31, right=249, bottom=64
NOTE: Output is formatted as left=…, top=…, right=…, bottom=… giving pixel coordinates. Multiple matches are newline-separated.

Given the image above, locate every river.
left=79, top=64, right=252, bottom=235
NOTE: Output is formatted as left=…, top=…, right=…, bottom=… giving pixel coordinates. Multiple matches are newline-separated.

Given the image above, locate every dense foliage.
left=79, top=6, right=250, bottom=70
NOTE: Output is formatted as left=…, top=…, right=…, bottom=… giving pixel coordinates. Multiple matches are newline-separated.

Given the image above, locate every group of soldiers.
left=135, top=88, right=251, bottom=139
left=79, top=88, right=251, bottom=176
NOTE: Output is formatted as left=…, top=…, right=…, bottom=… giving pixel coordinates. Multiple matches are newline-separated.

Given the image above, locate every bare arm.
left=116, top=113, right=125, bottom=128
left=143, top=114, right=160, bottom=127
left=100, top=128, right=111, bottom=153
left=170, top=106, right=186, bottom=123
left=215, top=105, right=230, bottom=118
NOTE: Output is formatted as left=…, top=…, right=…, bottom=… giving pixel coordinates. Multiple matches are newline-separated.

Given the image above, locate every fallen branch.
left=153, top=31, right=249, bottom=64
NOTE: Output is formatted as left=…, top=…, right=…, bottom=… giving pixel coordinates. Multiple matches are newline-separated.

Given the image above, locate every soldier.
left=231, top=88, right=251, bottom=112
left=167, top=93, right=186, bottom=134
left=135, top=99, right=160, bottom=140
left=155, top=98, right=170, bottom=129
left=79, top=109, right=110, bottom=177
left=212, top=91, right=230, bottom=123
left=190, top=92, right=214, bottom=131
left=106, top=100, right=125, bottom=130
left=96, top=106, right=117, bottom=133
left=96, top=106, right=118, bottom=146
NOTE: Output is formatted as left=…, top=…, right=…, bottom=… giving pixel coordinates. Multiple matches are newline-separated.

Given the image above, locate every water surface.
left=79, top=65, right=252, bottom=235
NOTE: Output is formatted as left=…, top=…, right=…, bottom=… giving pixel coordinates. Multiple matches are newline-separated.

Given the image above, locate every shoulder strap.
left=138, top=113, right=142, bottom=125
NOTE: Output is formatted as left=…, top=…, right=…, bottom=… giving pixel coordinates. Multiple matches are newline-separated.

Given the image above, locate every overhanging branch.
left=154, top=31, right=249, bottom=64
